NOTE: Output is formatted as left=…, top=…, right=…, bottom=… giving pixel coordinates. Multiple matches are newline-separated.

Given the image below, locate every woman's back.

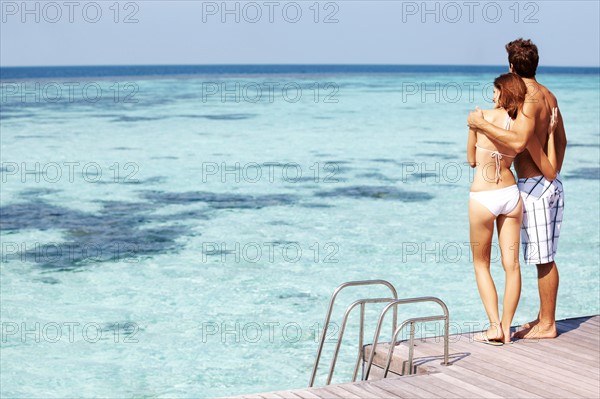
left=471, top=108, right=518, bottom=191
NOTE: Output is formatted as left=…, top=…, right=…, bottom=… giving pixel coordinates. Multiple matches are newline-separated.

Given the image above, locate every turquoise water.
left=1, top=68, right=599, bottom=397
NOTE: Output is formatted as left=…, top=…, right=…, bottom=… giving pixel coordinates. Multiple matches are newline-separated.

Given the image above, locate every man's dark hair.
left=506, top=38, right=539, bottom=78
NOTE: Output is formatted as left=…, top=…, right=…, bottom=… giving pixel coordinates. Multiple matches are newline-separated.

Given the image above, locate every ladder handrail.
left=382, top=315, right=446, bottom=378
left=363, top=297, right=450, bottom=380
left=309, top=280, right=398, bottom=387
left=326, top=297, right=399, bottom=385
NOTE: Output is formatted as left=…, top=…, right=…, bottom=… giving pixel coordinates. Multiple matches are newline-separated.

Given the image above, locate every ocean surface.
left=1, top=65, right=599, bottom=398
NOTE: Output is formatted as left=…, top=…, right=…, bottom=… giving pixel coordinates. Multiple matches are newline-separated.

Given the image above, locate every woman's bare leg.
left=469, top=198, right=502, bottom=340
left=496, top=199, right=523, bottom=343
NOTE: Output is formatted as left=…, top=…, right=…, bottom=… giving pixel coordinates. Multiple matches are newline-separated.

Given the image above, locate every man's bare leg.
left=514, top=261, right=559, bottom=339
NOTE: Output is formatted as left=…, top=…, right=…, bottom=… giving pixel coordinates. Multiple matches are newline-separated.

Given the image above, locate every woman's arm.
left=526, top=138, right=556, bottom=181
left=546, top=107, right=558, bottom=171
left=525, top=107, right=558, bottom=181
left=467, top=128, right=477, bottom=167
left=552, top=106, right=567, bottom=173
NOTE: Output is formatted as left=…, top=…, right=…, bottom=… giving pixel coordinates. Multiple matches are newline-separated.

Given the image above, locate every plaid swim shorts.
left=517, top=174, right=565, bottom=265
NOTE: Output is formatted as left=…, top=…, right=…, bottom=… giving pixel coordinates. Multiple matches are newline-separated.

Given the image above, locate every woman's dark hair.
left=506, top=38, right=539, bottom=78
left=494, top=73, right=527, bottom=119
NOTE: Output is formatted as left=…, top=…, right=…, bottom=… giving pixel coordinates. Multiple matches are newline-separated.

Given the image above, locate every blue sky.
left=1, top=0, right=599, bottom=67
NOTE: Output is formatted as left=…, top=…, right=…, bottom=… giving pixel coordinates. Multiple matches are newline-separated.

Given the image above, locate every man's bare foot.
left=520, top=318, right=540, bottom=330
left=513, top=322, right=557, bottom=339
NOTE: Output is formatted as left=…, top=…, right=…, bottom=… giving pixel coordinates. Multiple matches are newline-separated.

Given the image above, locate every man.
left=468, top=38, right=567, bottom=339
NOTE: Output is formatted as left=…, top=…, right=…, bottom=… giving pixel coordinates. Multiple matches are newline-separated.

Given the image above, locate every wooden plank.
left=560, top=322, right=600, bottom=336
left=556, top=330, right=596, bottom=339
left=559, top=331, right=600, bottom=347
left=553, top=331, right=599, bottom=352
left=334, top=380, right=396, bottom=399
left=366, top=363, right=403, bottom=380
left=447, top=339, right=597, bottom=397
left=362, top=380, right=416, bottom=398
left=507, top=341, right=600, bottom=375
left=286, top=389, right=323, bottom=399
left=577, top=316, right=600, bottom=325
left=297, top=388, right=338, bottom=399
left=408, top=373, right=481, bottom=399
left=574, top=320, right=600, bottom=330
left=430, top=372, right=504, bottom=399
left=440, top=363, right=544, bottom=398
left=510, top=339, right=600, bottom=366
left=321, top=385, right=361, bottom=399
left=457, top=358, right=584, bottom=398
left=560, top=317, right=600, bottom=330
left=515, top=330, right=600, bottom=359
left=278, top=391, right=304, bottom=399
left=375, top=378, right=441, bottom=398
left=411, top=346, right=555, bottom=398
left=414, top=338, right=584, bottom=398
left=456, top=360, right=584, bottom=398
left=400, top=374, right=470, bottom=398
left=372, top=378, right=437, bottom=398
left=557, top=327, right=598, bottom=342
left=558, top=323, right=600, bottom=340
left=364, top=343, right=428, bottom=375
left=477, top=344, right=600, bottom=392
left=516, top=337, right=600, bottom=363
left=259, top=393, right=286, bottom=399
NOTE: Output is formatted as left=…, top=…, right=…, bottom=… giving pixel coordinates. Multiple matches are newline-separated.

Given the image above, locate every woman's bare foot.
left=501, top=324, right=512, bottom=344
left=476, top=323, right=504, bottom=343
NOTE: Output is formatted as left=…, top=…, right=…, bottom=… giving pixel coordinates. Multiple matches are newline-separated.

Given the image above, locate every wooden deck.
left=228, top=315, right=600, bottom=398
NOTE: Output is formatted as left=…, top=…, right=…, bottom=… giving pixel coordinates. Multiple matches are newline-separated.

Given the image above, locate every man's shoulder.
left=535, top=81, right=558, bottom=104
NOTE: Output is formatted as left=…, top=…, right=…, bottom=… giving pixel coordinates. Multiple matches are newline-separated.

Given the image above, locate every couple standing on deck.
left=467, top=39, right=567, bottom=345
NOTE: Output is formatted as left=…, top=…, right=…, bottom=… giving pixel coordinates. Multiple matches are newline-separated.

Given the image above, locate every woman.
left=468, top=73, right=557, bottom=345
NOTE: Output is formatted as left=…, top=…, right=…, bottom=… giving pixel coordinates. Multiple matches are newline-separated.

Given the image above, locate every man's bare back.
left=514, top=79, right=564, bottom=178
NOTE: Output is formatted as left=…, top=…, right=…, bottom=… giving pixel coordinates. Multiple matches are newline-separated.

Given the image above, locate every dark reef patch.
left=355, top=172, right=395, bottom=181
left=300, top=203, right=334, bottom=208
left=141, top=190, right=296, bottom=210
left=422, top=140, right=455, bottom=145
left=0, top=199, right=199, bottom=270
left=566, top=167, right=599, bottom=180
left=415, top=153, right=458, bottom=160
left=112, top=115, right=167, bottom=123
left=178, top=113, right=256, bottom=121
left=314, top=185, right=433, bottom=201
left=566, top=142, right=600, bottom=148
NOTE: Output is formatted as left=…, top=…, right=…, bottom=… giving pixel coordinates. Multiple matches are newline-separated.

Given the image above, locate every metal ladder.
left=309, top=280, right=450, bottom=387
left=309, top=280, right=398, bottom=387
left=364, top=297, right=450, bottom=379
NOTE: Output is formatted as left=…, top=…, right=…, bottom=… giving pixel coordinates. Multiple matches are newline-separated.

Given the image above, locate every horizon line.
left=1, top=63, right=599, bottom=69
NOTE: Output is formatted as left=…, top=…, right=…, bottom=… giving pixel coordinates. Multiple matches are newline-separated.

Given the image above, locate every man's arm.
left=467, top=103, right=536, bottom=153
